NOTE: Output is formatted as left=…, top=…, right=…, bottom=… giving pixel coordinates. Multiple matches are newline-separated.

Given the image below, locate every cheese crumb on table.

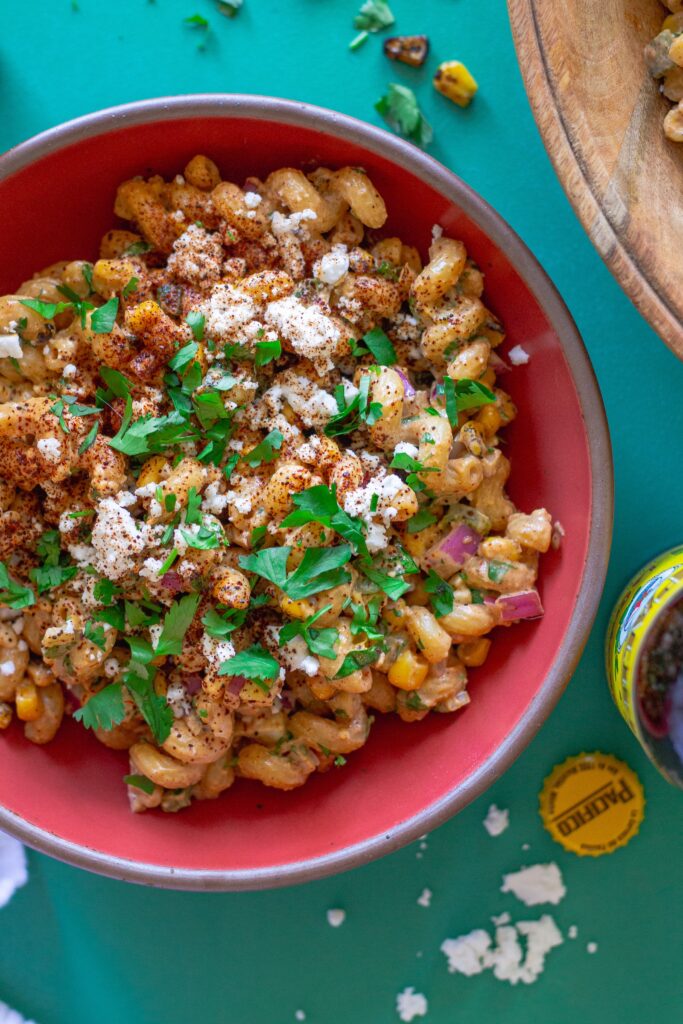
left=500, top=862, right=566, bottom=906
left=483, top=803, right=510, bottom=837
left=0, top=1000, right=39, bottom=1024
left=587, top=941, right=598, bottom=954
left=396, top=987, right=428, bottom=1021
left=441, top=914, right=563, bottom=985
left=0, top=832, right=28, bottom=909
left=568, top=925, right=578, bottom=939
left=294, top=1013, right=306, bottom=1022
left=416, top=888, right=432, bottom=908
left=326, top=908, right=346, bottom=928
left=508, top=344, right=530, bottom=365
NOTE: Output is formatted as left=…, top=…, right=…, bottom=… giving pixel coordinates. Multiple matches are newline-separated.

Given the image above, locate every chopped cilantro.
left=407, top=508, right=437, bottom=534
left=73, top=683, right=125, bottom=731
left=84, top=621, right=107, bottom=650
left=406, top=691, right=426, bottom=711
left=375, top=84, right=433, bottom=148
left=0, top=563, right=35, bottom=609
left=349, top=326, right=397, bottom=366
left=334, top=646, right=381, bottom=678
left=218, top=644, right=279, bottom=682
left=358, top=557, right=410, bottom=600
left=217, top=0, right=242, bottom=15
left=185, top=487, right=203, bottom=525
left=280, top=605, right=339, bottom=660
left=440, top=377, right=496, bottom=430
left=186, top=311, right=205, bottom=342
left=154, top=593, right=201, bottom=656
left=349, top=595, right=385, bottom=641
left=90, top=297, right=119, bottom=334
left=280, top=484, right=366, bottom=554
left=242, top=429, right=284, bottom=468
left=239, top=544, right=352, bottom=601
left=78, top=422, right=99, bottom=455
left=184, top=12, right=209, bottom=26
left=93, top=578, right=121, bottom=605
left=157, top=549, right=179, bottom=575
left=487, top=560, right=512, bottom=583
left=349, top=30, right=369, bottom=50
left=424, top=569, right=454, bottom=618
left=122, top=277, right=139, bottom=299
left=123, top=240, right=152, bottom=256
left=354, top=0, right=394, bottom=32
left=254, top=337, right=282, bottom=367
left=334, top=755, right=347, bottom=767
left=180, top=522, right=222, bottom=550
left=168, top=341, right=199, bottom=372
left=123, top=774, right=155, bottom=795
left=324, top=375, right=382, bottom=438
left=20, top=298, right=72, bottom=320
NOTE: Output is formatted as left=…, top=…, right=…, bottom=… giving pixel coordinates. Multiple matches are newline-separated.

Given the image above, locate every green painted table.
left=1, top=2, right=682, bottom=1021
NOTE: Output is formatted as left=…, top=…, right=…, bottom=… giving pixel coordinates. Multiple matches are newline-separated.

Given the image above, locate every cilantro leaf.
left=29, top=565, right=78, bottom=594
left=0, top=563, right=35, bottom=609
left=20, top=298, right=72, bottom=320
left=93, top=578, right=121, bottom=605
left=84, top=621, right=107, bottom=650
left=375, top=84, right=433, bottom=148
left=78, top=421, right=99, bottom=455
left=218, top=644, right=280, bottom=682
left=407, top=508, right=438, bottom=534
left=154, top=593, right=201, bottom=657
left=180, top=523, right=222, bottom=550
left=349, top=596, right=385, bottom=641
left=280, top=484, right=366, bottom=554
left=90, top=297, right=119, bottom=334
left=186, top=311, right=205, bottom=342
left=334, top=646, right=381, bottom=678
left=168, top=342, right=199, bottom=372
left=358, top=557, right=410, bottom=600
left=125, top=669, right=174, bottom=743
left=123, top=240, right=152, bottom=256
left=185, top=487, right=203, bottom=525
left=242, top=429, right=283, bottom=468
left=99, top=365, right=132, bottom=398
left=123, top=773, right=155, bottom=794
left=254, top=337, right=282, bottom=367
left=109, top=410, right=195, bottom=457
left=424, top=569, right=454, bottom=618
left=350, top=326, right=397, bottom=366
left=441, top=376, right=496, bottom=429
left=324, top=376, right=382, bottom=438
left=73, top=683, right=125, bottom=731
left=239, top=547, right=290, bottom=590
left=239, top=544, right=353, bottom=601
left=354, top=0, right=394, bottom=32
left=280, top=605, right=339, bottom=660
left=201, top=606, right=247, bottom=638
left=122, top=277, right=139, bottom=299
left=487, top=560, right=512, bottom=583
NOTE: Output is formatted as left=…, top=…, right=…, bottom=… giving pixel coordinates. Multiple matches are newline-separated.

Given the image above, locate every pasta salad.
left=0, top=155, right=555, bottom=812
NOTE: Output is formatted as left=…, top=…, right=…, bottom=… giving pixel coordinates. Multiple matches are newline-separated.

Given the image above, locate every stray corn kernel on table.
left=1, top=1, right=682, bottom=1022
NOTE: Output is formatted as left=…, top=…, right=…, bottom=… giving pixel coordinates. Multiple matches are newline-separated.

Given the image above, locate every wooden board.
left=508, top=0, right=683, bottom=358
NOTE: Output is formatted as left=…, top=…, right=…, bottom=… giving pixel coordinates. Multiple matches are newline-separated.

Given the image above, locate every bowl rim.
left=0, top=93, right=614, bottom=890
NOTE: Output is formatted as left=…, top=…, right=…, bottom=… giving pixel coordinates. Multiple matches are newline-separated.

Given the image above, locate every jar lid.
left=539, top=752, right=645, bottom=856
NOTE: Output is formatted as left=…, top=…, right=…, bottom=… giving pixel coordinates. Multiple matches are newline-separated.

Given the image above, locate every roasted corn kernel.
left=433, top=61, right=478, bottom=107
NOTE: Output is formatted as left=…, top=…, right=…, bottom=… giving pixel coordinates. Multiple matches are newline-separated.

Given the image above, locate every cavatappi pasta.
left=0, top=155, right=556, bottom=813
left=645, top=2, right=683, bottom=142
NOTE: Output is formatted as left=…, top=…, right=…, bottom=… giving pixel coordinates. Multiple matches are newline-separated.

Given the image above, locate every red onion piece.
left=495, top=589, right=544, bottom=623
left=160, top=571, right=184, bottom=594
left=226, top=675, right=248, bottom=696
left=182, top=673, right=203, bottom=695
left=489, top=351, right=511, bottom=374
left=425, top=523, right=481, bottom=578
left=395, top=369, right=415, bottom=398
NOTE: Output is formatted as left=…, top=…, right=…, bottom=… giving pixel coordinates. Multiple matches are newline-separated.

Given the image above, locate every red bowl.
left=0, top=95, right=612, bottom=890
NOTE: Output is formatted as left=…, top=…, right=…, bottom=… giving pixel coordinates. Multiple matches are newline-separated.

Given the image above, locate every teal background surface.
left=1, top=1, right=682, bottom=1021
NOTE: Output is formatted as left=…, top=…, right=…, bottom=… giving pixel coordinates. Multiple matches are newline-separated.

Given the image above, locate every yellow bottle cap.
left=539, top=752, right=645, bottom=856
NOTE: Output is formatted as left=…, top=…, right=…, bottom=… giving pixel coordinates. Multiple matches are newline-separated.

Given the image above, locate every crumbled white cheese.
left=36, top=438, right=62, bottom=463
left=568, top=925, right=578, bottom=939
left=202, top=632, right=236, bottom=673
left=294, top=1013, right=306, bottom=1022
left=491, top=912, right=511, bottom=926
left=431, top=224, right=443, bottom=241
left=316, top=244, right=349, bottom=286
left=205, top=284, right=258, bottom=343
left=17, top=640, right=27, bottom=652
left=326, top=908, right=346, bottom=928
left=508, top=345, right=530, bottom=366
left=139, top=557, right=164, bottom=583
left=167, top=224, right=223, bottom=286
left=265, top=376, right=337, bottom=429
left=280, top=634, right=320, bottom=678
left=441, top=915, right=563, bottom=986
left=91, top=497, right=150, bottom=580
left=270, top=208, right=316, bottom=236
left=62, top=363, right=77, bottom=378
left=104, top=658, right=120, bottom=678
left=366, top=522, right=388, bottom=553
left=0, top=662, right=15, bottom=677
left=394, top=441, right=419, bottom=459
left=264, top=295, right=341, bottom=373
left=202, top=481, right=230, bottom=514
left=166, top=682, right=192, bottom=719
left=483, top=804, right=510, bottom=837
left=341, top=378, right=359, bottom=402
left=395, top=987, right=428, bottom=1022
left=587, top=942, right=598, bottom=954
left=115, top=491, right=137, bottom=508
left=67, top=543, right=96, bottom=567
left=500, top=863, right=566, bottom=907
left=11, top=617, right=24, bottom=636
left=0, top=335, right=23, bottom=359
left=0, top=832, right=28, bottom=909
left=63, top=620, right=75, bottom=635
left=244, top=191, right=262, bottom=208
left=416, top=888, right=432, bottom=908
